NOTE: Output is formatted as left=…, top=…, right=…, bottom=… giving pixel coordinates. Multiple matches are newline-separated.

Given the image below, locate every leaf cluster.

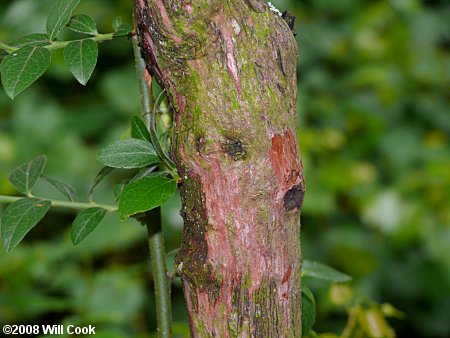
left=0, top=0, right=132, bottom=99
left=0, top=155, right=98, bottom=252
left=0, top=113, right=178, bottom=251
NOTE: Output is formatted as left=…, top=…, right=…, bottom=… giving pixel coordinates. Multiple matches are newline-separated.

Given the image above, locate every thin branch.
left=0, top=195, right=117, bottom=212
left=0, top=33, right=115, bottom=54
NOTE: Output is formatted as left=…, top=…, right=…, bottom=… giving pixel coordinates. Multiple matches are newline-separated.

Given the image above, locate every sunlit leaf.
left=118, top=173, right=177, bottom=220
left=131, top=116, right=151, bottom=143
left=46, top=0, right=81, bottom=40
left=8, top=155, right=47, bottom=195
left=71, top=207, right=106, bottom=245
left=67, top=14, right=98, bottom=35
left=64, top=39, right=98, bottom=85
left=360, top=307, right=395, bottom=338
left=98, top=139, right=159, bottom=169
left=0, top=198, right=51, bottom=252
left=302, top=260, right=352, bottom=283
left=380, top=303, right=405, bottom=319
left=42, top=175, right=77, bottom=201
left=1, top=46, right=51, bottom=99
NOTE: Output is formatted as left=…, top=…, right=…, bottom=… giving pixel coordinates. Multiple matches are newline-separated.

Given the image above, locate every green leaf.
left=112, top=16, right=123, bottom=30
left=8, top=155, right=47, bottom=195
left=67, top=14, right=98, bottom=35
left=42, top=175, right=77, bottom=201
left=98, top=139, right=159, bottom=169
left=0, top=34, right=50, bottom=61
left=113, top=182, right=126, bottom=200
left=71, top=207, right=106, bottom=245
left=118, top=173, right=177, bottom=220
left=113, top=23, right=132, bottom=37
left=88, top=166, right=114, bottom=201
left=129, top=166, right=158, bottom=184
left=301, top=285, right=316, bottom=337
left=131, top=116, right=151, bottom=143
left=1, top=46, right=51, bottom=99
left=8, top=33, right=50, bottom=49
left=302, top=260, right=352, bottom=283
left=0, top=198, right=51, bottom=252
left=46, top=0, right=81, bottom=40
left=64, top=39, right=98, bottom=85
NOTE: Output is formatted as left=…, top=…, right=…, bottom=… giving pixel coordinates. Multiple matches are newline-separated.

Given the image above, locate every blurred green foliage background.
left=0, top=0, right=449, bottom=337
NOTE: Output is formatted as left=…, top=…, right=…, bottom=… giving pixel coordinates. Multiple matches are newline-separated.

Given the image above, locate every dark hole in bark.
left=283, top=184, right=303, bottom=211
left=222, top=138, right=247, bottom=161
left=282, top=11, right=297, bottom=36
left=195, top=135, right=206, bottom=153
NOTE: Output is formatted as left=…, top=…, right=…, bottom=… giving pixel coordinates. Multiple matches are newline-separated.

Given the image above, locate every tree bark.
left=134, top=0, right=304, bottom=336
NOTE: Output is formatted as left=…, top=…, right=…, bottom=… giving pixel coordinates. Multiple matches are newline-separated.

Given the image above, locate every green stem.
left=132, top=36, right=152, bottom=129
left=132, top=36, right=173, bottom=338
left=147, top=210, right=172, bottom=338
left=0, top=41, right=15, bottom=53
left=0, top=33, right=115, bottom=53
left=150, top=91, right=178, bottom=175
left=0, top=195, right=117, bottom=212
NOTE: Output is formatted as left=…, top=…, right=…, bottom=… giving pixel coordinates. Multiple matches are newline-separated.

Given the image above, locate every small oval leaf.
left=8, top=155, right=47, bottom=195
left=71, top=207, right=106, bottom=245
left=0, top=198, right=51, bottom=252
left=46, top=0, right=81, bottom=40
left=118, top=173, right=177, bottom=220
left=302, top=260, right=352, bottom=283
left=113, top=23, right=132, bottom=37
left=112, top=16, right=123, bottom=30
left=98, top=139, right=159, bottom=169
left=1, top=46, right=51, bottom=99
left=67, top=14, right=98, bottom=35
left=42, top=175, right=77, bottom=201
left=64, top=39, right=98, bottom=85
left=131, top=116, right=151, bottom=143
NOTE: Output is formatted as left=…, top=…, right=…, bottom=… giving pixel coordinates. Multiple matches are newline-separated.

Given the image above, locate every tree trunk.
left=134, top=0, right=304, bottom=336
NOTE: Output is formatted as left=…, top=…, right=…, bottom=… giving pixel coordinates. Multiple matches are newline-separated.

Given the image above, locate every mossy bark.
left=134, top=0, right=304, bottom=336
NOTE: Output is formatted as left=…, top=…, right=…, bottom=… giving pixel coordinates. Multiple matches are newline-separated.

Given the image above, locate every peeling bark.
left=134, top=0, right=304, bottom=336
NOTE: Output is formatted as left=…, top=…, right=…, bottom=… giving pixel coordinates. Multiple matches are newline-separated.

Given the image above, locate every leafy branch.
left=0, top=0, right=132, bottom=99
left=0, top=155, right=116, bottom=252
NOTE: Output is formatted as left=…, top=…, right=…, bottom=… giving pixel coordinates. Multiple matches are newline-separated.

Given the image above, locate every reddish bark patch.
left=282, top=265, right=292, bottom=284
left=268, top=129, right=304, bottom=204
left=214, top=13, right=243, bottom=100
left=154, top=0, right=183, bottom=43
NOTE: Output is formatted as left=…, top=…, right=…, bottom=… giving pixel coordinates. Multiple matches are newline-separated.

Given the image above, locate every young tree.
left=1, top=0, right=307, bottom=336
left=134, top=0, right=304, bottom=336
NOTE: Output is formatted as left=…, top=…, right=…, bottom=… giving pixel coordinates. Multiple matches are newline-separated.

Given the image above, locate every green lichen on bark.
left=135, top=0, right=303, bottom=336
